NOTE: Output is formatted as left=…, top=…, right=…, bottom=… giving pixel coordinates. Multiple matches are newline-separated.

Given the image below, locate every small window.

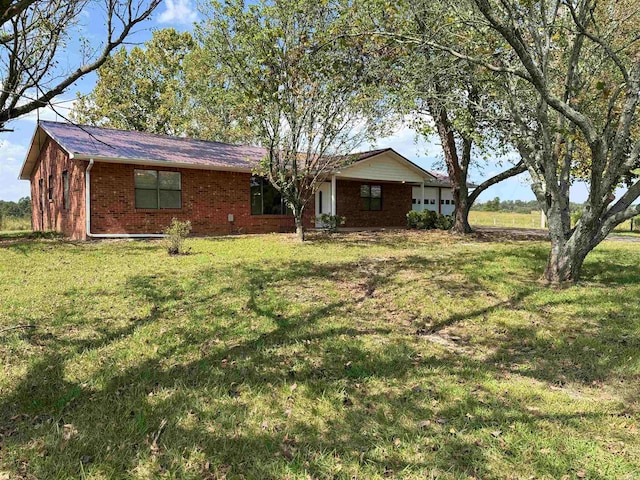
left=48, top=174, right=53, bottom=201
left=62, top=171, right=70, bottom=210
left=441, top=199, right=445, bottom=205
left=134, top=169, right=181, bottom=209
left=360, top=184, right=382, bottom=211
left=430, top=199, right=435, bottom=205
left=445, top=200, right=450, bottom=205
left=38, top=178, right=44, bottom=208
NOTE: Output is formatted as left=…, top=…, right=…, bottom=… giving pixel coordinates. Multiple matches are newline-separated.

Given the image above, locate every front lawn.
left=0, top=231, right=639, bottom=479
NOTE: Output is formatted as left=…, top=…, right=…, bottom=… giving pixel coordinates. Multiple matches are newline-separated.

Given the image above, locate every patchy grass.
left=0, top=231, right=639, bottom=479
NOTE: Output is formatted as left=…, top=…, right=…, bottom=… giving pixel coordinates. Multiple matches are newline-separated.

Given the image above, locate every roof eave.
left=71, top=154, right=256, bottom=173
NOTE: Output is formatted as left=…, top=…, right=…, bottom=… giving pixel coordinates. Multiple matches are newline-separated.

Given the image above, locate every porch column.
left=421, top=182, right=425, bottom=212
left=330, top=175, right=337, bottom=215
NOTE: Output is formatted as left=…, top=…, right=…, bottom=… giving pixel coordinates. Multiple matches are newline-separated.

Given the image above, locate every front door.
left=315, top=182, right=332, bottom=227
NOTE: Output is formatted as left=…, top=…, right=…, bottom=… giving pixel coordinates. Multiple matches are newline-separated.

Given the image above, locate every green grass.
left=1, top=231, right=639, bottom=479
left=0, top=216, right=31, bottom=232
left=469, top=210, right=544, bottom=229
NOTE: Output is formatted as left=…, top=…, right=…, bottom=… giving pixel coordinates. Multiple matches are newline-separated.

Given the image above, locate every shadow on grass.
left=1, top=234, right=639, bottom=478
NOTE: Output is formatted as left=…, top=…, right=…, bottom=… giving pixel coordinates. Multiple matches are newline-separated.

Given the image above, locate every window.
left=360, top=184, right=382, bottom=211
left=441, top=199, right=445, bottom=205
left=134, top=169, right=181, bottom=209
left=38, top=178, right=44, bottom=208
left=430, top=199, right=435, bottom=205
left=318, top=190, right=323, bottom=214
left=48, top=174, right=53, bottom=201
left=250, top=175, right=290, bottom=215
left=62, top=171, right=70, bottom=210
left=445, top=200, right=450, bottom=205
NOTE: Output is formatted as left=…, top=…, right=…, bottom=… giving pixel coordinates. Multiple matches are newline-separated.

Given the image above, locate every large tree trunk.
left=451, top=187, right=472, bottom=234
left=542, top=237, right=588, bottom=284
left=542, top=201, right=590, bottom=284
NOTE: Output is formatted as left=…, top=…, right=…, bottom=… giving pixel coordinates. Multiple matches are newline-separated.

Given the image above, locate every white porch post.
left=421, top=182, right=425, bottom=212
left=330, top=175, right=337, bottom=215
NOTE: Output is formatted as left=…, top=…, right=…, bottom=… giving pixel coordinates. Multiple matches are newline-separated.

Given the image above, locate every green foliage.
left=317, top=214, right=345, bottom=233
left=0, top=197, right=31, bottom=218
left=406, top=210, right=451, bottom=230
left=198, top=0, right=393, bottom=240
left=73, top=29, right=195, bottom=136
left=0, top=197, right=31, bottom=231
left=163, top=218, right=191, bottom=255
left=72, top=29, right=255, bottom=143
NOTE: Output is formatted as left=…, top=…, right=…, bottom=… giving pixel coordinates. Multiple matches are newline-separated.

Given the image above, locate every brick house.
left=19, top=121, right=456, bottom=240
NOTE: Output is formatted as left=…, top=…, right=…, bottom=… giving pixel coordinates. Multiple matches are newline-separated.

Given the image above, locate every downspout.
left=85, top=158, right=165, bottom=239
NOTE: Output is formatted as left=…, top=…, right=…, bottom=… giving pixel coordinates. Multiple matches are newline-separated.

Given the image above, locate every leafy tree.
left=73, top=28, right=256, bottom=143
left=0, top=0, right=161, bottom=132
left=477, top=0, right=639, bottom=283
left=198, top=0, right=391, bottom=241
left=417, top=0, right=640, bottom=283
left=401, top=2, right=527, bottom=234
left=74, top=29, right=196, bottom=136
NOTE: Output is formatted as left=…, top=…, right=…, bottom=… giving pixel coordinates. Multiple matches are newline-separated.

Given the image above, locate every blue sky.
left=0, top=0, right=588, bottom=204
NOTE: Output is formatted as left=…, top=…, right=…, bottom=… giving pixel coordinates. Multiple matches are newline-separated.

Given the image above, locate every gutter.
left=84, top=158, right=166, bottom=239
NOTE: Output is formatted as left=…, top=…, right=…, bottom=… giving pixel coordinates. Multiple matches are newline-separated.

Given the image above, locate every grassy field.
left=0, top=216, right=31, bottom=232
left=0, top=231, right=639, bottom=479
left=469, top=211, right=544, bottom=229
left=469, top=210, right=640, bottom=235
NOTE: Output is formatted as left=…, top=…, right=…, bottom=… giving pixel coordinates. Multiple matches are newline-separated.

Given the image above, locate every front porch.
left=313, top=148, right=451, bottom=228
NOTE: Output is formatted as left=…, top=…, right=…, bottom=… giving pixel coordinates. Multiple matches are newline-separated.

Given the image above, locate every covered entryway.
left=315, top=181, right=333, bottom=227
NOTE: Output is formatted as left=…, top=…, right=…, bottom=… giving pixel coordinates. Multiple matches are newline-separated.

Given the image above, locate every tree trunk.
left=542, top=203, right=590, bottom=284
left=542, top=238, right=587, bottom=284
left=294, top=212, right=305, bottom=242
left=451, top=187, right=473, bottom=234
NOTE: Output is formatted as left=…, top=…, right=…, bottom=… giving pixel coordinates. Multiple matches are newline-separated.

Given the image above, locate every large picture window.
left=360, top=184, right=382, bottom=211
left=134, top=169, right=181, bottom=209
left=250, top=175, right=291, bottom=215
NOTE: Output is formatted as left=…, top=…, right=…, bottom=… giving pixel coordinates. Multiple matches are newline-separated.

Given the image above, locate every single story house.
left=19, top=121, right=458, bottom=240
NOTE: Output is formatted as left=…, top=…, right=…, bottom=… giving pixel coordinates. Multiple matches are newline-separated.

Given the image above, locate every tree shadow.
left=1, top=235, right=640, bottom=478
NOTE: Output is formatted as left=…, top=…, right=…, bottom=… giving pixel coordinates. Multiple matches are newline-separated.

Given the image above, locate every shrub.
left=407, top=210, right=451, bottom=230
left=435, top=214, right=453, bottom=230
left=407, top=210, right=452, bottom=230
left=163, top=218, right=191, bottom=255
left=317, top=214, right=345, bottom=233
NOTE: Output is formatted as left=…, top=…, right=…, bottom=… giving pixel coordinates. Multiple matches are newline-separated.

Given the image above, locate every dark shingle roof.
left=38, top=121, right=268, bottom=169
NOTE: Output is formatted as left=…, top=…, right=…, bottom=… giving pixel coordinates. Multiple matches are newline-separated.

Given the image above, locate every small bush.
left=163, top=218, right=191, bottom=255
left=317, top=214, right=345, bottom=233
left=407, top=210, right=451, bottom=230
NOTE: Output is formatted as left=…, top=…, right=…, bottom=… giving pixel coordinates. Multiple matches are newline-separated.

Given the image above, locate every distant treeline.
left=0, top=197, right=31, bottom=218
left=473, top=197, right=582, bottom=214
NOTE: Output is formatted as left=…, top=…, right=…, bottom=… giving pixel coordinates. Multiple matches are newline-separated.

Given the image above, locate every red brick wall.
left=335, top=179, right=411, bottom=228
left=89, top=162, right=313, bottom=235
left=30, top=141, right=412, bottom=238
left=30, top=137, right=86, bottom=239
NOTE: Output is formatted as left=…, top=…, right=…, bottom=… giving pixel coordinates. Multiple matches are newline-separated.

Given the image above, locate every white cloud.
left=158, top=0, right=198, bottom=25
